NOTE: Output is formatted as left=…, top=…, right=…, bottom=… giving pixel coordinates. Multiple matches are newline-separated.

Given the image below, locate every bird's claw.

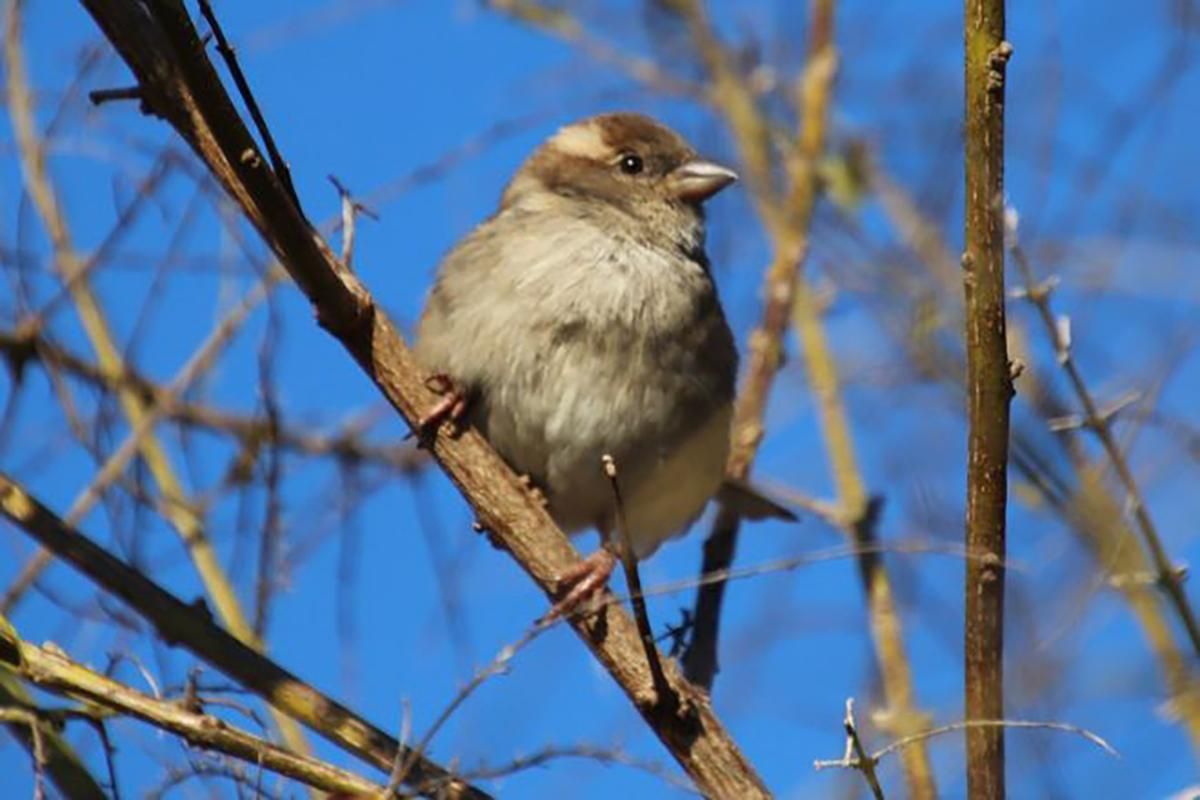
left=518, top=474, right=549, bottom=509
left=416, top=373, right=468, bottom=440
left=542, top=548, right=617, bottom=623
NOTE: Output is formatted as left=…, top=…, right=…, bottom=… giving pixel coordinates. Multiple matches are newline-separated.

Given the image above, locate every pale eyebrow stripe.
left=549, top=122, right=610, bottom=160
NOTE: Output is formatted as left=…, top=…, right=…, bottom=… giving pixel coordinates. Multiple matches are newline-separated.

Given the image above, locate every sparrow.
left=414, top=112, right=790, bottom=617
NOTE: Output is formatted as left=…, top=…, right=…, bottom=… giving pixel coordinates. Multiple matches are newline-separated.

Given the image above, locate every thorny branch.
left=1010, top=240, right=1200, bottom=657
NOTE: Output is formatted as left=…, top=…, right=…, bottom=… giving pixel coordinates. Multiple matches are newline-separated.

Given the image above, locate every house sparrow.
left=415, top=112, right=789, bottom=616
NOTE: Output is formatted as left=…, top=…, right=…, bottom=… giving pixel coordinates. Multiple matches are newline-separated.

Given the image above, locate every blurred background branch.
left=2, top=0, right=1198, bottom=797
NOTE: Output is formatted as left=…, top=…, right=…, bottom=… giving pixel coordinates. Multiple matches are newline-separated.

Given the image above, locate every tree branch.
left=0, top=620, right=386, bottom=798
left=3, top=0, right=312, bottom=758
left=962, top=0, right=1012, bottom=794
left=0, top=473, right=487, bottom=799
left=74, top=2, right=768, bottom=795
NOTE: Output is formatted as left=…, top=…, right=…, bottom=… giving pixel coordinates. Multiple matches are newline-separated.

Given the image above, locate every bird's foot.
left=517, top=474, right=549, bottom=509
left=542, top=548, right=617, bottom=622
left=416, top=373, right=468, bottom=440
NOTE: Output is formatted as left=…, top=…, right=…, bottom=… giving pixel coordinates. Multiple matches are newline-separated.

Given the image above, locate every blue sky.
left=3, top=0, right=1199, bottom=797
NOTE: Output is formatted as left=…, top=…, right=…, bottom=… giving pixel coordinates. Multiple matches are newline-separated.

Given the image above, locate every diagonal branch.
left=74, top=2, right=768, bottom=796
left=0, top=472, right=488, bottom=799
left=681, top=0, right=836, bottom=694
left=0, top=664, right=108, bottom=800
left=1011, top=245, right=1200, bottom=657
left=0, top=621, right=385, bottom=798
left=3, top=0, right=312, bottom=758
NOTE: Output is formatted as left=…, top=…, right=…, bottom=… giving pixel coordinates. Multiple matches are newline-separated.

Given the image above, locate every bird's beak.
left=669, top=160, right=739, bottom=203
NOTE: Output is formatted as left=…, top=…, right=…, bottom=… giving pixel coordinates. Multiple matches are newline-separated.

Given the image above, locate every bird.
left=414, top=112, right=791, bottom=618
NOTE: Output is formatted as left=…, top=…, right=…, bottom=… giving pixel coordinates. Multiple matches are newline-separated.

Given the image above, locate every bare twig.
left=0, top=612, right=107, bottom=799
left=462, top=742, right=696, bottom=793
left=87, top=84, right=142, bottom=105
left=873, top=719, right=1117, bottom=761
left=0, top=626, right=388, bottom=797
left=865, top=146, right=1200, bottom=752
left=682, top=0, right=838, bottom=693
left=483, top=0, right=701, bottom=99
left=4, top=0, right=313, bottom=758
left=197, top=0, right=300, bottom=207
left=603, top=454, right=677, bottom=713
left=0, top=706, right=48, bottom=800
left=328, top=175, right=377, bottom=268
left=1, top=270, right=281, bottom=615
left=0, top=473, right=487, bottom=799
left=1011, top=241, right=1200, bottom=657
left=815, top=708, right=1118, bottom=788
left=0, top=330, right=425, bottom=476
left=603, top=540, right=1018, bottom=607
left=391, top=621, right=549, bottom=793
left=787, top=33, right=936, bottom=793
left=669, top=21, right=936, bottom=797
left=812, top=698, right=885, bottom=800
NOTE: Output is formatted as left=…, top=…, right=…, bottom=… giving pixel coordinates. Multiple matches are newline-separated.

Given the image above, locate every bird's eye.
left=618, top=153, right=644, bottom=175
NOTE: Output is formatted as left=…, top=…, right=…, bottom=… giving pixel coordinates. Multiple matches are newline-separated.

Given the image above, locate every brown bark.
left=963, top=0, right=1012, bottom=797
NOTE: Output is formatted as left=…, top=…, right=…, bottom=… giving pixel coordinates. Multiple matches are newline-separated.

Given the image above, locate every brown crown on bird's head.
left=501, top=112, right=738, bottom=211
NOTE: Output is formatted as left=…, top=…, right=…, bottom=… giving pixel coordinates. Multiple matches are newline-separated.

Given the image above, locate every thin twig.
left=328, top=175, right=378, bottom=268
left=603, top=454, right=677, bottom=713
left=599, top=540, right=1019, bottom=608
left=814, top=708, right=1118, bottom=787
left=462, top=743, right=697, bottom=793
left=4, top=0, right=314, bottom=759
left=0, top=630, right=388, bottom=797
left=197, top=0, right=300, bottom=208
left=87, top=84, right=142, bottom=105
left=1011, top=240, right=1200, bottom=657
left=391, top=621, right=549, bottom=792
left=812, top=698, right=885, bottom=800
left=0, top=473, right=488, bottom=799
left=783, top=8, right=936, bottom=788
left=873, top=719, right=1118, bottom=761
left=0, top=707, right=49, bottom=800
left=383, top=699, right=412, bottom=798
